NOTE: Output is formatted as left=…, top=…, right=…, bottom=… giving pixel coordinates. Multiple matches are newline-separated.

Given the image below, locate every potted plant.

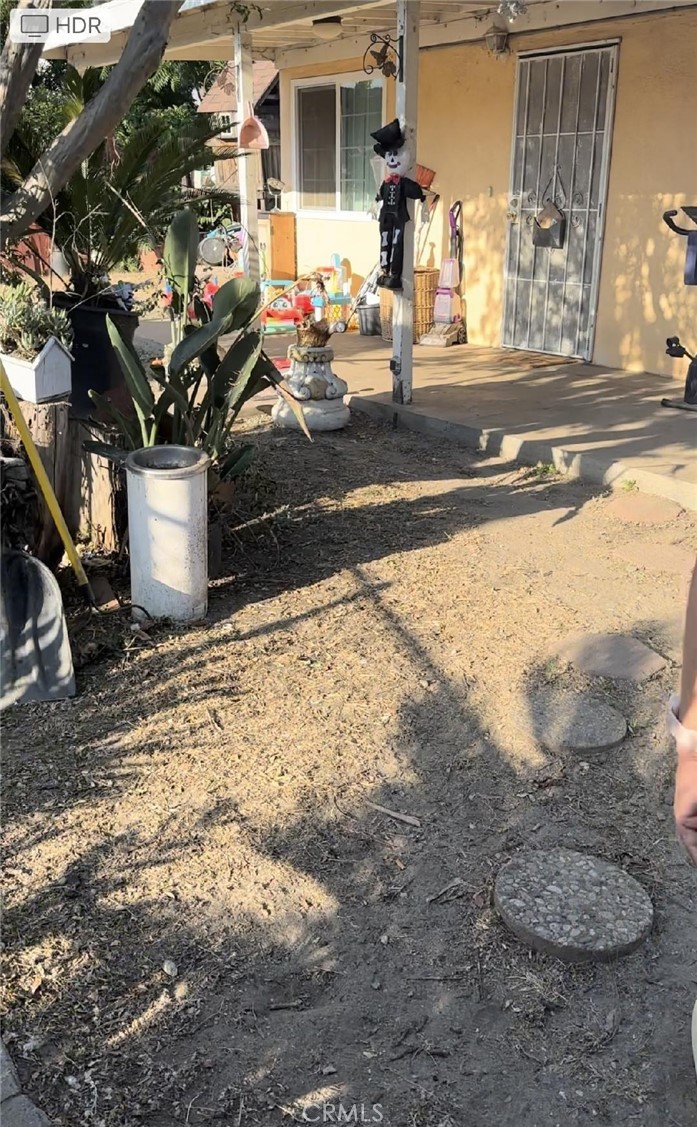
left=85, top=209, right=310, bottom=470
left=83, top=210, right=310, bottom=563
left=0, top=283, right=73, bottom=403
left=2, top=67, right=219, bottom=416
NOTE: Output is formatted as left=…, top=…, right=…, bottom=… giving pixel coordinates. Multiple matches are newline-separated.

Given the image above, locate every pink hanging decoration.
left=239, top=101, right=269, bottom=150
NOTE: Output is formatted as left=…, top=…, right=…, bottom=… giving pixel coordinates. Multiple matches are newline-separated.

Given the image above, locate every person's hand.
left=669, top=695, right=697, bottom=864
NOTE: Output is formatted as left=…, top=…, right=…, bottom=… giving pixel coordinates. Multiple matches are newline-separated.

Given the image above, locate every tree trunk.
left=0, top=0, right=184, bottom=250
left=0, top=0, right=51, bottom=162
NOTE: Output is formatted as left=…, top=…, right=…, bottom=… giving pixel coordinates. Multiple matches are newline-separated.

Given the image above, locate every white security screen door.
left=502, top=46, right=617, bottom=359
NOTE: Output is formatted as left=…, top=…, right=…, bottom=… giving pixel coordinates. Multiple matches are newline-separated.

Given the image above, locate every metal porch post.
left=233, top=26, right=260, bottom=280
left=391, top=0, right=420, bottom=404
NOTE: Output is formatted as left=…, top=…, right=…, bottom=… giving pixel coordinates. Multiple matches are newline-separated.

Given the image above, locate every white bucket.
left=125, top=446, right=210, bottom=623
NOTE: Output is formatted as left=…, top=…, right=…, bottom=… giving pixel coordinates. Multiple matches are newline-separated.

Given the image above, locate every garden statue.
left=271, top=315, right=350, bottom=433
left=371, top=118, right=425, bottom=290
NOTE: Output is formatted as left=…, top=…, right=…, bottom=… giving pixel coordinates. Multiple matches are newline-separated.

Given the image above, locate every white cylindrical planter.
left=125, top=446, right=210, bottom=623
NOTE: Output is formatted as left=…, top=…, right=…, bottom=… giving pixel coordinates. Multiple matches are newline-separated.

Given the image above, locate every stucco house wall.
left=279, top=7, right=697, bottom=378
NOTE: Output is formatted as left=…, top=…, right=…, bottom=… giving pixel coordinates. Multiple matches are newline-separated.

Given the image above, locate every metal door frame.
left=501, top=40, right=619, bottom=361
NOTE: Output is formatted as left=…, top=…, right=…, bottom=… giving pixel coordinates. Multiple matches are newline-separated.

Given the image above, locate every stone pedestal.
left=272, top=344, right=350, bottom=433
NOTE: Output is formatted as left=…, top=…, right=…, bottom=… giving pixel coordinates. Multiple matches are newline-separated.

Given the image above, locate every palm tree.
left=2, top=66, right=222, bottom=301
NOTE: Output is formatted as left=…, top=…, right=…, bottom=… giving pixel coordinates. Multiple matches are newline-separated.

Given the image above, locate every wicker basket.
left=380, top=267, right=439, bottom=343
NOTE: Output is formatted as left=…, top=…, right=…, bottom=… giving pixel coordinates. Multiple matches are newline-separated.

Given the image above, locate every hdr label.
left=10, top=8, right=111, bottom=44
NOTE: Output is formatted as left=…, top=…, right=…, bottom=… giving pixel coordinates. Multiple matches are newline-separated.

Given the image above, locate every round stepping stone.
left=495, top=849, right=653, bottom=962
left=608, top=493, right=683, bottom=525
left=554, top=633, right=666, bottom=681
left=617, top=542, right=695, bottom=579
left=530, top=687, right=626, bottom=752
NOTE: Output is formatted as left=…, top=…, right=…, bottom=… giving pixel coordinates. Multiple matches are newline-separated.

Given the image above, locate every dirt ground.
left=2, top=414, right=697, bottom=1127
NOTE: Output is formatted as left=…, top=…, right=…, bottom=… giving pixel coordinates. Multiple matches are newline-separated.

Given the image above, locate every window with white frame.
left=295, top=76, right=383, bottom=214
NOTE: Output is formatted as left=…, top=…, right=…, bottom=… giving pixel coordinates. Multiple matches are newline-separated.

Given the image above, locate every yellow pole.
left=0, top=359, right=94, bottom=604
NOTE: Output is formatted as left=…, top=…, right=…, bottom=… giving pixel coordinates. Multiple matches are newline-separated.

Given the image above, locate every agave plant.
left=84, top=210, right=309, bottom=485
left=2, top=67, right=220, bottom=300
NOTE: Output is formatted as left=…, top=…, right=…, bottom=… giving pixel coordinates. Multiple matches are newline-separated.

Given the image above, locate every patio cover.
left=43, top=0, right=534, bottom=65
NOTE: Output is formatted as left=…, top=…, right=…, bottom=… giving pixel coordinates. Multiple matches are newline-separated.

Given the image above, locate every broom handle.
left=0, top=360, right=94, bottom=604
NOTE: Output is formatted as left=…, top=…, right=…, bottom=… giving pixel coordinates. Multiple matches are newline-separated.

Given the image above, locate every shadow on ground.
left=2, top=418, right=696, bottom=1127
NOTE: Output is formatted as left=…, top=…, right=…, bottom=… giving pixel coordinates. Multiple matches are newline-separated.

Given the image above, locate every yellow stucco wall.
left=280, top=9, right=697, bottom=376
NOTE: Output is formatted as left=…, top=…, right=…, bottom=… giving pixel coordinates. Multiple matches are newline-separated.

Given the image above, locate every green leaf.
left=83, top=441, right=129, bottom=465
left=162, top=208, right=199, bottom=298
left=149, top=367, right=195, bottom=443
left=275, top=380, right=313, bottom=442
left=243, top=350, right=313, bottom=439
left=226, top=375, right=269, bottom=423
left=168, top=279, right=261, bottom=379
left=169, top=318, right=224, bottom=379
left=191, top=295, right=211, bottom=325
left=199, top=344, right=221, bottom=378
left=212, top=277, right=260, bottom=330
left=87, top=390, right=142, bottom=449
left=8, top=256, right=52, bottom=300
left=106, top=316, right=154, bottom=446
left=255, top=350, right=284, bottom=384
left=217, top=332, right=262, bottom=409
left=217, top=444, right=256, bottom=481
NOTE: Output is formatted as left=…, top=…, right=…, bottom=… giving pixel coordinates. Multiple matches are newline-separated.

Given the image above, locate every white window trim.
left=290, top=71, right=385, bottom=221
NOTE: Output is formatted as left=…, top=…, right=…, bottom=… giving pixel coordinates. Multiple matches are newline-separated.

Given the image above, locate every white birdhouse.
left=1, top=336, right=72, bottom=404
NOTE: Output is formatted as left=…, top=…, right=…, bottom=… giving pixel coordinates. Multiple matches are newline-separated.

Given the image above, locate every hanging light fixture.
left=484, top=24, right=510, bottom=58
left=312, top=16, right=343, bottom=40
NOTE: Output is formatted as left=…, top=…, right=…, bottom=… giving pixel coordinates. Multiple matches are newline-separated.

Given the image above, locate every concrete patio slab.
left=135, top=322, right=695, bottom=510
left=317, top=336, right=695, bottom=510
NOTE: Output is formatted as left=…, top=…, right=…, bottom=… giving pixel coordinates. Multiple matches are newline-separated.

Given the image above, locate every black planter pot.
left=54, top=294, right=139, bottom=417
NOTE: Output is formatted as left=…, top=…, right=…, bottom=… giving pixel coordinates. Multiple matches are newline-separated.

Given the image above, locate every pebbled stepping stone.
left=617, top=542, right=695, bottom=578
left=608, top=493, right=683, bottom=525
left=554, top=633, right=666, bottom=681
left=530, top=687, right=626, bottom=752
left=495, top=848, right=653, bottom=962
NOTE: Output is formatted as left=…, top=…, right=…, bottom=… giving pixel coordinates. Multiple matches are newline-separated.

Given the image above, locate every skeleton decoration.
left=371, top=119, right=425, bottom=290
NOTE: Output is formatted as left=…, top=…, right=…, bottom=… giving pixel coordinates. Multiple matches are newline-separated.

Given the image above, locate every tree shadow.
left=3, top=543, right=695, bottom=1125
left=202, top=416, right=598, bottom=621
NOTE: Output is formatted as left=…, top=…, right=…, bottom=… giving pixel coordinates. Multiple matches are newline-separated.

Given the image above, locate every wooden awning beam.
left=43, top=0, right=389, bottom=66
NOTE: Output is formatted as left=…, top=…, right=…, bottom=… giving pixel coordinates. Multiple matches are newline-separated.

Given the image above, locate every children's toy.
left=371, top=119, right=425, bottom=291
left=260, top=279, right=302, bottom=334
left=199, top=222, right=243, bottom=267
left=331, top=265, right=380, bottom=334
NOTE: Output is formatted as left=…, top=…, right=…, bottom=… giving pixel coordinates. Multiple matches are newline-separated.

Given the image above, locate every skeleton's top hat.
left=370, top=118, right=404, bottom=157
